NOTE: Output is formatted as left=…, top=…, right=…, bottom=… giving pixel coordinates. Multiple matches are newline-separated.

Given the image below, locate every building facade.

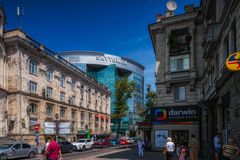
left=62, top=51, right=144, bottom=135
left=199, top=0, right=240, bottom=159
left=0, top=10, right=111, bottom=143
left=149, top=5, right=203, bottom=150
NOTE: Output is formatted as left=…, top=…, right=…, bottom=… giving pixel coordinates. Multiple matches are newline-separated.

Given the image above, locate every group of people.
left=214, top=133, right=240, bottom=160
left=40, top=136, right=63, bottom=160
left=164, top=134, right=200, bottom=160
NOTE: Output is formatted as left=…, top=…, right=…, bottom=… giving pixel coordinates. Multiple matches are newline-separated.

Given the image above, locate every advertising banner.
left=151, top=105, right=199, bottom=124
left=155, top=130, right=168, bottom=148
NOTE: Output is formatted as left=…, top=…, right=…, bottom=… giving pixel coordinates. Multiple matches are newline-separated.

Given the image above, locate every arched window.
left=46, top=68, right=53, bottom=81
left=60, top=74, right=65, bottom=87
left=71, top=79, right=76, bottom=91
left=29, top=59, right=37, bottom=75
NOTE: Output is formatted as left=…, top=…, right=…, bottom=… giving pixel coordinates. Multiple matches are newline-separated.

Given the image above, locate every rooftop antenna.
left=17, top=6, right=24, bottom=29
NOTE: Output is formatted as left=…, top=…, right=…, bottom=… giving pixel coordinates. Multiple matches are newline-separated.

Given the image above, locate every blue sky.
left=2, top=0, right=200, bottom=91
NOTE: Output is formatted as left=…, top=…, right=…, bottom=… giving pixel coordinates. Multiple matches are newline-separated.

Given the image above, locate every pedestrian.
left=138, top=139, right=145, bottom=158
left=222, top=138, right=239, bottom=160
left=176, top=144, right=180, bottom=157
left=214, top=133, right=222, bottom=160
left=165, top=137, right=175, bottom=160
left=179, top=144, right=187, bottom=160
left=42, top=136, right=62, bottom=160
left=189, top=134, right=200, bottom=160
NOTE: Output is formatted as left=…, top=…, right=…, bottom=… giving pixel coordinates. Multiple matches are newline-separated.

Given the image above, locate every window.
left=46, top=68, right=53, bottom=81
left=46, top=106, right=53, bottom=116
left=69, top=96, right=75, bottom=105
left=60, top=92, right=65, bottom=102
left=29, top=81, right=37, bottom=94
left=174, top=86, right=186, bottom=101
left=60, top=107, right=66, bottom=118
left=29, top=59, right=37, bottom=75
left=46, top=87, right=53, bottom=98
left=22, top=144, right=31, bottom=149
left=170, top=55, right=189, bottom=72
left=80, top=88, right=84, bottom=100
left=29, top=103, right=37, bottom=114
left=71, top=79, right=76, bottom=91
left=60, top=74, right=65, bottom=87
left=71, top=110, right=76, bottom=119
left=13, top=144, right=21, bottom=150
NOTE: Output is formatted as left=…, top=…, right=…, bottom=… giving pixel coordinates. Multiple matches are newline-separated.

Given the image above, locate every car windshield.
left=78, top=140, right=85, bottom=143
left=97, top=139, right=104, bottom=142
left=0, top=144, right=14, bottom=149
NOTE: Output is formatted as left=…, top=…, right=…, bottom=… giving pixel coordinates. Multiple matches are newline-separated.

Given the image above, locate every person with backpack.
left=138, top=139, right=145, bottom=158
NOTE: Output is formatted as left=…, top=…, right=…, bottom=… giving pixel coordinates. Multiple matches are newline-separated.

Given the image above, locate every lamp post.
left=55, top=113, right=59, bottom=141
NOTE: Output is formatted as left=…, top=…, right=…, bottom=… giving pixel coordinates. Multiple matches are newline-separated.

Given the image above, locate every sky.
left=1, top=0, right=200, bottom=92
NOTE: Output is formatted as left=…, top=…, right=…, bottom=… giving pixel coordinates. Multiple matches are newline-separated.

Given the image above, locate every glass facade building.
left=62, top=51, right=144, bottom=134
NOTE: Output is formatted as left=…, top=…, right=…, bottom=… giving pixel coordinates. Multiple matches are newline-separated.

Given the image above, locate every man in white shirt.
left=213, top=133, right=222, bottom=160
left=166, top=137, right=175, bottom=160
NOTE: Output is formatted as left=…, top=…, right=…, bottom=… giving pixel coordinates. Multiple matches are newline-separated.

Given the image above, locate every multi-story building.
left=199, top=0, right=240, bottom=158
left=0, top=8, right=111, bottom=143
left=62, top=51, right=144, bottom=135
left=149, top=5, right=203, bottom=150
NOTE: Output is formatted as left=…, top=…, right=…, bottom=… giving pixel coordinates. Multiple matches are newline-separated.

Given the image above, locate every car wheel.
left=82, top=145, right=86, bottom=151
left=28, top=151, right=35, bottom=158
left=0, top=153, right=7, bottom=160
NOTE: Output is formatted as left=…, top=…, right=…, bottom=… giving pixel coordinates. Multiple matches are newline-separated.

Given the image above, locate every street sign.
left=44, top=122, right=56, bottom=128
left=226, top=52, right=240, bottom=71
left=58, top=122, right=71, bottom=128
left=44, top=128, right=55, bottom=134
left=58, top=128, right=71, bottom=134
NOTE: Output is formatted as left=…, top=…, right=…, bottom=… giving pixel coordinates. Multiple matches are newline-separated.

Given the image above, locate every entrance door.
left=171, top=130, right=189, bottom=146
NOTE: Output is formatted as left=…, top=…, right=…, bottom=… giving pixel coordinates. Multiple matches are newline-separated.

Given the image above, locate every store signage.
left=151, top=105, right=199, bottom=124
left=58, top=122, right=70, bottom=128
left=96, top=56, right=127, bottom=65
left=58, top=128, right=71, bottom=134
left=44, top=128, right=55, bottom=134
left=44, top=122, right=56, bottom=128
left=226, top=52, right=240, bottom=71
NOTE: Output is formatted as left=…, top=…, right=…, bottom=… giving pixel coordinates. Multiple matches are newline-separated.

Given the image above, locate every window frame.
left=46, top=68, right=53, bottom=81
left=29, top=81, right=37, bottom=94
left=174, top=86, right=186, bottom=101
left=29, top=103, right=37, bottom=114
left=60, top=74, right=65, bottom=87
left=46, top=87, right=53, bottom=98
left=60, top=92, right=65, bottom=102
left=29, top=59, right=38, bottom=75
left=170, top=54, right=190, bottom=72
left=60, top=107, right=66, bottom=118
left=46, top=106, right=53, bottom=116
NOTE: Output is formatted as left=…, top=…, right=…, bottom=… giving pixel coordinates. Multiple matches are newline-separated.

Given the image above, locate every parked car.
left=120, top=139, right=128, bottom=145
left=110, top=139, right=120, bottom=147
left=72, top=139, right=94, bottom=151
left=58, top=141, right=73, bottom=153
left=0, top=142, right=38, bottom=159
left=126, top=138, right=134, bottom=144
left=94, top=139, right=111, bottom=148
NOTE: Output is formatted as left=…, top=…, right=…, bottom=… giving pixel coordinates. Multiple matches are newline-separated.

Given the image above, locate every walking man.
left=214, top=133, right=222, bottom=160
left=165, top=137, right=175, bottom=160
left=138, top=139, right=145, bottom=158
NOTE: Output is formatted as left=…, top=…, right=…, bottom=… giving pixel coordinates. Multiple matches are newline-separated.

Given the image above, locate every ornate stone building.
left=0, top=8, right=111, bottom=143
left=149, top=5, right=204, bottom=150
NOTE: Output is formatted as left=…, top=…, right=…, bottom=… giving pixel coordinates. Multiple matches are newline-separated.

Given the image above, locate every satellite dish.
left=167, top=0, right=177, bottom=11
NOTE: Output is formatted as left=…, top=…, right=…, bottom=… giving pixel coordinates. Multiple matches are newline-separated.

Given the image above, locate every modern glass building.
left=62, top=51, right=144, bottom=134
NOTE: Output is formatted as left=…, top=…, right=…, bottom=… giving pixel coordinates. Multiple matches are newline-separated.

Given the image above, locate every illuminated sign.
left=96, top=56, right=127, bottom=65
left=151, top=105, right=199, bottom=124
left=226, top=52, right=240, bottom=71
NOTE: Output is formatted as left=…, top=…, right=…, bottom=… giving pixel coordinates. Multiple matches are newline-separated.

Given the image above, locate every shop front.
left=150, top=105, right=199, bottom=150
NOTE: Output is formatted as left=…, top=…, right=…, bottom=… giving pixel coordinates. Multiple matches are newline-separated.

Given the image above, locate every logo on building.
left=96, top=56, right=127, bottom=65
left=226, top=52, right=240, bottom=71
left=155, top=108, right=167, bottom=120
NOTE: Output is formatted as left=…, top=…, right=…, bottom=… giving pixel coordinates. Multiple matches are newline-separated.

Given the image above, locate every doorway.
left=171, top=130, right=189, bottom=146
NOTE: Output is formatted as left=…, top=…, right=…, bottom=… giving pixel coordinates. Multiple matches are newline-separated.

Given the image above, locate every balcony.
left=203, top=23, right=221, bottom=59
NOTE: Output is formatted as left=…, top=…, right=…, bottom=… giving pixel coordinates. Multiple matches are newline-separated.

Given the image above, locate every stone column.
left=165, top=30, right=170, bottom=73
left=190, top=26, right=195, bottom=70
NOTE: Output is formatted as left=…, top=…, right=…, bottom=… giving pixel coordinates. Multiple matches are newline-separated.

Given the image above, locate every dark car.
left=0, top=142, right=38, bottom=159
left=110, top=139, right=120, bottom=147
left=94, top=139, right=111, bottom=148
left=58, top=141, right=73, bottom=153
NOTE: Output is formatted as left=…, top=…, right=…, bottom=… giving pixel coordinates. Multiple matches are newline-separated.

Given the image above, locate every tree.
left=139, top=84, right=156, bottom=122
left=112, top=77, right=135, bottom=138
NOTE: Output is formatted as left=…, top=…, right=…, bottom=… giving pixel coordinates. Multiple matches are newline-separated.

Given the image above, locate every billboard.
left=151, top=105, right=199, bottom=124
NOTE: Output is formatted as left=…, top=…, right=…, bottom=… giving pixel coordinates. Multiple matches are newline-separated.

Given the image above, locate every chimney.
left=156, top=14, right=163, bottom=22
left=184, top=4, right=194, bottom=13
left=165, top=10, right=174, bottom=17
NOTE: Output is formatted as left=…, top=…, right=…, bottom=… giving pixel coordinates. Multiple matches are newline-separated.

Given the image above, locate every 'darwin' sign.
left=151, top=105, right=199, bottom=124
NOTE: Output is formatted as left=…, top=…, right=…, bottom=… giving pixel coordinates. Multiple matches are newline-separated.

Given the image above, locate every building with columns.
left=0, top=7, right=111, bottom=143
left=149, top=5, right=204, bottom=150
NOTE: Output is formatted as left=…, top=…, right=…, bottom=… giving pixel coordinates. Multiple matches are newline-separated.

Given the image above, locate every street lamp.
left=55, top=113, right=59, bottom=141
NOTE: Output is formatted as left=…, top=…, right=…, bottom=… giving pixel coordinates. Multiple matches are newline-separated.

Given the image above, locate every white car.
left=72, top=139, right=94, bottom=151
left=126, top=138, right=134, bottom=144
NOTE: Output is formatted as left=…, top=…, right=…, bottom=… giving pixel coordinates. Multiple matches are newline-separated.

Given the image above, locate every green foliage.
left=143, top=84, right=156, bottom=122
left=112, top=77, right=135, bottom=137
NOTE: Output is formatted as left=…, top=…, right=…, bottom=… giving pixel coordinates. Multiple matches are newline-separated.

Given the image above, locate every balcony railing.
left=203, top=22, right=221, bottom=58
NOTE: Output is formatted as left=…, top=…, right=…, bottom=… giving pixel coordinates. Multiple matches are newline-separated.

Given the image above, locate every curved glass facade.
left=62, top=51, right=144, bottom=134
